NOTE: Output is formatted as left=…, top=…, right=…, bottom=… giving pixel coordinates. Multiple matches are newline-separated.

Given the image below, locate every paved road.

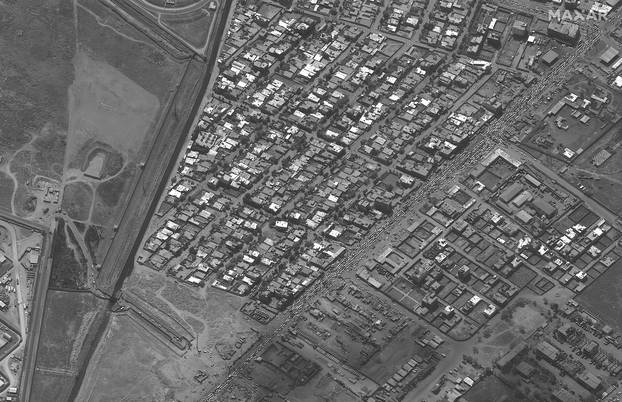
left=18, top=220, right=54, bottom=402
left=0, top=212, right=47, bottom=234
left=137, top=0, right=212, bottom=14
left=5, top=223, right=27, bottom=340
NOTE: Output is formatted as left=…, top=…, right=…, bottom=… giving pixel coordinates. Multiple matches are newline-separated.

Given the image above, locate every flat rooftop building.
left=547, top=20, right=580, bottom=44
left=542, top=50, right=560, bottom=65
left=600, top=46, right=619, bottom=64
left=536, top=340, right=560, bottom=362
left=577, top=371, right=602, bottom=392
left=512, top=20, right=527, bottom=38
left=500, top=182, right=523, bottom=203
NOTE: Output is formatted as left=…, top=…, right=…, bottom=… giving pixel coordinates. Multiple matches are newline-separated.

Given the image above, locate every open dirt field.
left=49, top=220, right=89, bottom=290
left=462, top=375, right=524, bottom=402
left=160, top=8, right=214, bottom=49
left=578, top=257, right=622, bottom=333
left=91, top=164, right=137, bottom=226
left=77, top=0, right=185, bottom=102
left=30, top=372, right=76, bottom=402
left=212, top=376, right=275, bottom=401
left=34, top=291, right=105, bottom=370
left=79, top=266, right=267, bottom=396
left=31, top=290, right=108, bottom=401
left=75, top=313, right=209, bottom=402
left=0, top=0, right=75, bottom=219
left=84, top=225, right=106, bottom=266
left=30, top=125, right=67, bottom=181
left=0, top=172, right=15, bottom=213
left=0, top=0, right=74, bottom=153
left=10, top=129, right=65, bottom=218
left=507, top=299, right=547, bottom=334
left=287, top=372, right=361, bottom=402
left=59, top=0, right=188, bottom=228
left=62, top=181, right=94, bottom=222
left=65, top=50, right=160, bottom=168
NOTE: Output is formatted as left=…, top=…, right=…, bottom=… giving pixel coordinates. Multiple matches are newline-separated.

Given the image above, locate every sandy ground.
left=65, top=49, right=160, bottom=178
left=62, top=49, right=160, bottom=225
left=76, top=266, right=265, bottom=401
left=74, top=314, right=188, bottom=402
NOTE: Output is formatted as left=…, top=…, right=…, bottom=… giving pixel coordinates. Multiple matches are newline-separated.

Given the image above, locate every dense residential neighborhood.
left=10, top=0, right=622, bottom=400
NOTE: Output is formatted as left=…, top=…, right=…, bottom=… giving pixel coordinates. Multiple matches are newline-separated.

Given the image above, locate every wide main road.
left=95, top=0, right=234, bottom=297
left=16, top=218, right=54, bottom=402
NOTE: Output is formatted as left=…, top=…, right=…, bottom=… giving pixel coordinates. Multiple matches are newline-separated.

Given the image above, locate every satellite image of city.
left=1, top=0, right=622, bottom=401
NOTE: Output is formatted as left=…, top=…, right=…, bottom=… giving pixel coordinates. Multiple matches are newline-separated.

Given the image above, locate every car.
left=452, top=287, right=464, bottom=297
